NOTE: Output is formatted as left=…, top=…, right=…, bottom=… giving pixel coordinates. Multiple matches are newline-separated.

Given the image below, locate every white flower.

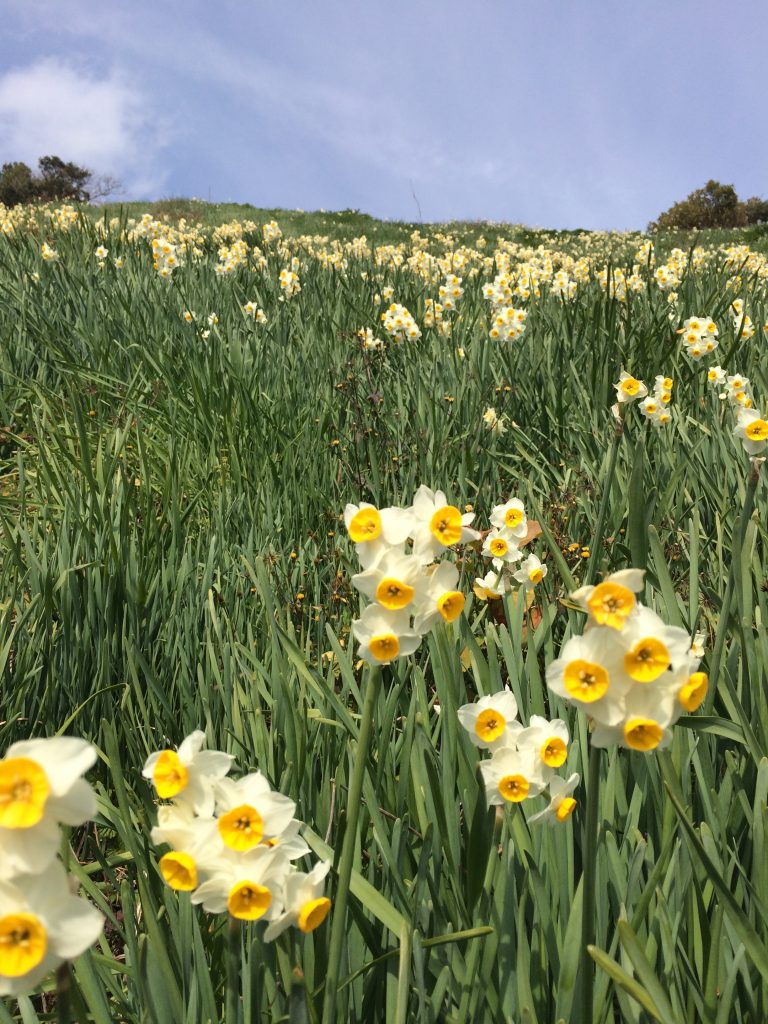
left=489, top=498, right=527, bottom=538
left=143, top=732, right=234, bottom=816
left=191, top=845, right=289, bottom=921
left=343, top=502, right=414, bottom=569
left=214, top=773, right=297, bottom=852
left=457, top=691, right=520, bottom=750
left=0, top=738, right=97, bottom=878
left=410, top=485, right=479, bottom=562
left=527, top=773, right=580, bottom=826
left=734, top=407, right=768, bottom=455
left=481, top=529, right=522, bottom=570
left=352, top=552, right=426, bottom=614
left=516, top=715, right=569, bottom=773
left=263, top=861, right=332, bottom=941
left=513, top=554, right=547, bottom=589
left=352, top=606, right=422, bottom=664
left=411, top=561, right=466, bottom=633
left=479, top=748, right=547, bottom=805
left=614, top=371, right=648, bottom=404
left=0, top=863, right=103, bottom=996
left=482, top=408, right=507, bottom=435
left=473, top=569, right=512, bottom=600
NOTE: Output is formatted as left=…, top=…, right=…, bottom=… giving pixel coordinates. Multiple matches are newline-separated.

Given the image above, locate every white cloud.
left=0, top=58, right=168, bottom=197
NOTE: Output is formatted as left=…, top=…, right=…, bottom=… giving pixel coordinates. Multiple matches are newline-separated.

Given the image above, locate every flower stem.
left=579, top=743, right=602, bottom=1024
left=584, top=413, right=624, bottom=588
left=705, top=456, right=762, bottom=712
left=225, top=916, right=241, bottom=1024
left=55, top=963, right=71, bottom=1024
left=322, top=665, right=382, bottom=1022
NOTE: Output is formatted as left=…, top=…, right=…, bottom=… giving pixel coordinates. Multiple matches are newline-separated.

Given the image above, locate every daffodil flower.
left=410, top=485, right=479, bottom=563
left=457, top=691, right=520, bottom=750
left=352, top=606, right=421, bottom=664
left=513, top=554, right=547, bottom=589
left=479, top=748, right=547, bottom=805
left=214, top=774, right=297, bottom=853
left=191, top=846, right=289, bottom=921
left=527, top=773, right=580, bottom=825
left=614, top=370, right=648, bottom=403
left=263, top=861, right=332, bottom=941
left=489, top=498, right=528, bottom=538
left=734, top=407, right=768, bottom=455
left=0, top=863, right=102, bottom=996
left=0, top=737, right=97, bottom=879
left=143, top=732, right=234, bottom=816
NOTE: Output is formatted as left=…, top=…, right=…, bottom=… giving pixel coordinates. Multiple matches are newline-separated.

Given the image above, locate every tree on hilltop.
left=650, top=179, right=768, bottom=231
left=0, top=155, right=120, bottom=206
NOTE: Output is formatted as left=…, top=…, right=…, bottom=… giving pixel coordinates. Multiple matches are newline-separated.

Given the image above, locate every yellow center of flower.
left=708, top=370, right=718, bottom=381
left=745, top=419, right=768, bottom=441
left=159, top=852, right=198, bottom=891
left=375, top=577, right=415, bottom=610
left=621, top=378, right=640, bottom=395
left=368, top=633, right=401, bottom=662
left=624, top=718, right=664, bottom=751
left=498, top=774, right=529, bottom=802
left=348, top=507, right=382, bottom=543
left=490, top=538, right=508, bottom=557
left=504, top=508, right=524, bottom=529
left=529, top=567, right=544, bottom=584
left=541, top=737, right=567, bottom=768
left=563, top=660, right=609, bottom=702
left=218, top=804, right=264, bottom=851
left=298, top=897, right=332, bottom=933
left=429, top=506, right=463, bottom=546
left=0, top=913, right=48, bottom=977
left=475, top=709, right=506, bottom=743
left=437, top=590, right=465, bottom=622
left=678, top=672, right=708, bottom=712
left=586, top=582, right=636, bottom=629
left=227, top=882, right=272, bottom=921
left=152, top=750, right=189, bottom=799
left=555, top=797, right=577, bottom=822
left=624, top=638, right=670, bottom=682
left=0, top=757, right=51, bottom=829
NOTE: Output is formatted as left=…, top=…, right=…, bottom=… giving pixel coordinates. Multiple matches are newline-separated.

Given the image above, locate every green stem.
left=579, top=743, right=602, bottom=1024
left=225, top=916, right=241, bottom=1024
left=584, top=413, right=624, bottom=587
left=322, top=665, right=382, bottom=1022
left=704, top=456, right=762, bottom=713
left=55, top=963, right=71, bottom=1024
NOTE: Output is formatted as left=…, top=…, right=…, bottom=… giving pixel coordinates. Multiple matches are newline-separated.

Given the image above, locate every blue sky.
left=1, top=0, right=766, bottom=229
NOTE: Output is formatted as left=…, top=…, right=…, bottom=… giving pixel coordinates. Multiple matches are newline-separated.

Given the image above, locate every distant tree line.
left=650, top=180, right=768, bottom=232
left=0, top=156, right=119, bottom=206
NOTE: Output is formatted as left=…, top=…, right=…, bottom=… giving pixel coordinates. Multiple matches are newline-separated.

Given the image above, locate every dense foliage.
left=0, top=204, right=766, bottom=1022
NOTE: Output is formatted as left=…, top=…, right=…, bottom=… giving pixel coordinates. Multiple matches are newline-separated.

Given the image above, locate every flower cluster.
left=279, top=267, right=301, bottom=299
left=488, top=306, right=527, bottom=342
left=547, top=569, right=707, bottom=750
left=730, top=299, right=755, bottom=340
left=474, top=498, right=546, bottom=599
left=639, top=375, right=673, bottom=428
left=0, top=738, right=103, bottom=995
left=152, top=237, right=181, bottom=279
left=380, top=303, right=421, bottom=341
left=347, top=486, right=478, bottom=664
left=458, top=692, right=580, bottom=824
left=356, top=326, right=384, bottom=350
left=677, top=315, right=718, bottom=360
left=243, top=301, right=267, bottom=323
left=438, top=273, right=463, bottom=311
left=262, top=220, right=282, bottom=243
left=145, top=732, right=331, bottom=940
left=614, top=370, right=647, bottom=404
